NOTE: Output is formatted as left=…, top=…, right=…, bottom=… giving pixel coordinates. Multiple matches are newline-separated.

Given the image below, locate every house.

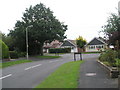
left=43, top=40, right=62, bottom=53
left=60, top=39, right=77, bottom=52
left=85, top=37, right=108, bottom=52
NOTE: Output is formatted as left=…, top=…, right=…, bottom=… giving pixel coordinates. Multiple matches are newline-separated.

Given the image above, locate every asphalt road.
left=2, top=53, right=115, bottom=88
left=2, top=53, right=83, bottom=88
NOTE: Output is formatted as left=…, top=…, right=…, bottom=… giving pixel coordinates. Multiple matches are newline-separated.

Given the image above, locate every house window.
left=96, top=45, right=104, bottom=49
left=89, top=45, right=95, bottom=49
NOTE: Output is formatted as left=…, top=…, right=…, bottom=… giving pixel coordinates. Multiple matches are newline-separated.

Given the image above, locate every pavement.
left=78, top=54, right=118, bottom=88
left=1, top=53, right=118, bottom=88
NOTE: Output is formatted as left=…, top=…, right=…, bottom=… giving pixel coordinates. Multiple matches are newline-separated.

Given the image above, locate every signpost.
left=74, top=52, right=82, bottom=61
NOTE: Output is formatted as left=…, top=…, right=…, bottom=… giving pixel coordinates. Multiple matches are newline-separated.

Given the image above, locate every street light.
left=118, top=1, right=120, bottom=17
left=26, top=25, right=33, bottom=60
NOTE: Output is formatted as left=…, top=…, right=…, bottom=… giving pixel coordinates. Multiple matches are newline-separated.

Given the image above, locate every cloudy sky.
left=0, top=0, right=119, bottom=42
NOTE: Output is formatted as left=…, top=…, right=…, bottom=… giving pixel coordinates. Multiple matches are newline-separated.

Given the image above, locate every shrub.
left=0, top=40, right=9, bottom=59
left=49, top=48, right=71, bottom=53
left=116, top=50, right=120, bottom=59
left=115, top=58, right=120, bottom=67
left=18, top=52, right=26, bottom=57
left=9, top=51, right=18, bottom=59
left=99, top=49, right=117, bottom=66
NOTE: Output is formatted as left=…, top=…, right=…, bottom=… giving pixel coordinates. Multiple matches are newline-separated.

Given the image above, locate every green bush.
left=49, top=48, right=71, bottom=53
left=99, top=49, right=117, bottom=66
left=0, top=40, right=9, bottom=59
left=18, top=52, right=26, bottom=57
left=116, top=50, right=120, bottom=59
left=9, top=51, right=18, bottom=59
left=115, top=58, right=120, bottom=67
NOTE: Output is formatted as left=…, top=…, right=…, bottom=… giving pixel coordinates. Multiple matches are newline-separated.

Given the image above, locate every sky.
left=0, top=0, right=119, bottom=42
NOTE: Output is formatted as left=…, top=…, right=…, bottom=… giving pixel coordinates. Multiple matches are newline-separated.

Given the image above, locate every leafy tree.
left=9, top=3, right=67, bottom=56
left=101, top=13, right=120, bottom=49
left=76, top=36, right=87, bottom=48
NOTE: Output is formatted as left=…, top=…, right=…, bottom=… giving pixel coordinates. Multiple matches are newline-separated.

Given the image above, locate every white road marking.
left=0, top=74, right=12, bottom=80
left=85, top=73, right=96, bottom=76
left=24, top=64, right=42, bottom=70
left=49, top=60, right=59, bottom=63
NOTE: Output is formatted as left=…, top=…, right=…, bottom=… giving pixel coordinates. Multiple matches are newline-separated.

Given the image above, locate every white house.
left=60, top=40, right=77, bottom=52
left=85, top=37, right=108, bottom=52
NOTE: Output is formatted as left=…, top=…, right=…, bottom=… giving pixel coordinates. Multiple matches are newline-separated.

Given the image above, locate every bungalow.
left=85, top=37, right=108, bottom=52
left=43, top=40, right=62, bottom=53
left=60, top=40, right=77, bottom=52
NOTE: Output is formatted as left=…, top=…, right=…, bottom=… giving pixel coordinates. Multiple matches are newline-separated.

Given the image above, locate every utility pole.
left=118, top=1, right=120, bottom=16
left=118, top=1, right=120, bottom=90
left=26, top=25, right=33, bottom=60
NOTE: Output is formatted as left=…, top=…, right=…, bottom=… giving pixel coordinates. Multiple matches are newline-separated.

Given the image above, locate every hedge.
left=0, top=40, right=9, bottom=59
left=9, top=51, right=19, bottom=59
left=99, top=49, right=118, bottom=67
left=49, top=48, right=71, bottom=53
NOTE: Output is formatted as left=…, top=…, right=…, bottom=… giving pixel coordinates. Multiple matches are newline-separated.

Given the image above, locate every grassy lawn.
left=35, top=60, right=83, bottom=88
left=0, top=59, right=32, bottom=68
left=36, top=55, right=61, bottom=59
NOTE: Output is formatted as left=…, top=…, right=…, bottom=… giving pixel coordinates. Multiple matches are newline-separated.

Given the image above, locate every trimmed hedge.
left=9, top=51, right=19, bottom=59
left=49, top=48, right=71, bottom=53
left=0, top=40, right=9, bottom=59
left=18, top=52, right=26, bottom=57
left=99, top=49, right=118, bottom=67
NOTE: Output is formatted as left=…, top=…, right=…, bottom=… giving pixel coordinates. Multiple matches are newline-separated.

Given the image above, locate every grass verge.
left=36, top=55, right=61, bottom=59
left=0, top=59, right=32, bottom=68
left=35, top=60, right=83, bottom=88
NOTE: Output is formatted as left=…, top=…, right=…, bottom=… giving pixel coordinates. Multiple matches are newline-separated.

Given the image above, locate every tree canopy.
left=9, top=3, right=67, bottom=55
left=101, top=13, right=120, bottom=49
left=76, top=36, right=87, bottom=48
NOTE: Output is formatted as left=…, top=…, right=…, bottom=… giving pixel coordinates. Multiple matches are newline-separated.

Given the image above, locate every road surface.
left=1, top=53, right=107, bottom=88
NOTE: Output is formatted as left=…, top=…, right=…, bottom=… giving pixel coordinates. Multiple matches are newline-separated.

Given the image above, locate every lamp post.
left=118, top=2, right=120, bottom=89
left=26, top=25, right=33, bottom=60
left=118, top=1, right=120, bottom=17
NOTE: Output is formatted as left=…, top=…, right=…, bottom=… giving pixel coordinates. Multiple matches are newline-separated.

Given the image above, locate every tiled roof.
left=61, top=40, right=76, bottom=47
left=87, top=37, right=106, bottom=45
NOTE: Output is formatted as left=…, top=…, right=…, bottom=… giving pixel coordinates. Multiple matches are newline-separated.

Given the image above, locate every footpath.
left=78, top=54, right=118, bottom=88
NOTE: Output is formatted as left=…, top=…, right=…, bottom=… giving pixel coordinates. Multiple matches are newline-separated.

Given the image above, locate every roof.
left=43, top=40, right=62, bottom=48
left=87, top=37, right=107, bottom=45
left=60, top=40, right=77, bottom=47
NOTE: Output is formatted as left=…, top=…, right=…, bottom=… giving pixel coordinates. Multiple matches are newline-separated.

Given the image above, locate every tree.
left=101, top=13, right=120, bottom=49
left=9, top=3, right=67, bottom=56
left=76, top=36, right=87, bottom=48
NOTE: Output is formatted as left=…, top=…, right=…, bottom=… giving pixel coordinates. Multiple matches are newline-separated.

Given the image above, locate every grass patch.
left=36, top=55, right=61, bottom=59
left=35, top=60, right=83, bottom=88
left=0, top=59, right=32, bottom=68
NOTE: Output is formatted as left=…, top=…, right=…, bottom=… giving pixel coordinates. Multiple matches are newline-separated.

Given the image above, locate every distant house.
left=60, top=40, right=77, bottom=52
left=43, top=40, right=62, bottom=53
left=85, top=37, right=108, bottom=52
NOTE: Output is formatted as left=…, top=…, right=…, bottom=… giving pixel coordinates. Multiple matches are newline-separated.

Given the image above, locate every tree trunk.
left=40, top=44, right=44, bottom=56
